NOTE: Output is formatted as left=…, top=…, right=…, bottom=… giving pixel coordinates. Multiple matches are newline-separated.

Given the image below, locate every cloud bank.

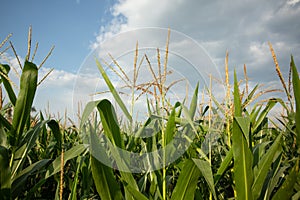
left=94, top=0, right=300, bottom=83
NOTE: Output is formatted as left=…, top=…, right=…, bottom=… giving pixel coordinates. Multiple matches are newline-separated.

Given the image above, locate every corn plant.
left=0, top=31, right=87, bottom=199
left=79, top=33, right=300, bottom=200
left=1, top=29, right=300, bottom=199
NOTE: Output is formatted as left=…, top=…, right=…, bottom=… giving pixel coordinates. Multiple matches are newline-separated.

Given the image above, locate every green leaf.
left=91, top=154, right=123, bottom=200
left=233, top=70, right=242, bottom=117
left=232, top=70, right=253, bottom=200
left=252, top=99, right=277, bottom=134
left=69, top=156, right=83, bottom=200
left=232, top=117, right=254, bottom=200
left=123, top=181, right=148, bottom=200
left=96, top=59, right=132, bottom=122
left=252, top=133, right=282, bottom=199
left=89, top=128, right=123, bottom=200
left=171, top=159, right=201, bottom=200
left=47, top=120, right=62, bottom=150
left=182, top=106, right=209, bottom=162
left=11, top=159, right=51, bottom=196
left=291, top=56, right=300, bottom=148
left=242, top=84, right=259, bottom=108
left=264, top=155, right=287, bottom=199
left=45, top=144, right=86, bottom=178
left=193, top=159, right=217, bottom=200
left=11, top=120, right=49, bottom=178
left=0, top=64, right=17, bottom=106
left=272, top=160, right=299, bottom=200
left=165, top=102, right=180, bottom=145
left=80, top=100, right=100, bottom=129
left=215, top=148, right=233, bottom=184
left=189, top=82, right=199, bottom=119
left=0, top=146, right=11, bottom=199
left=89, top=99, right=139, bottom=198
left=0, top=118, right=9, bottom=148
left=97, top=99, right=123, bottom=148
left=0, top=114, right=12, bottom=133
left=235, top=116, right=251, bottom=146
left=10, top=61, right=38, bottom=146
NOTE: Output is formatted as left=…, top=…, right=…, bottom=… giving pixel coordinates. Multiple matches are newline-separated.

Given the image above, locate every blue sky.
left=1, top=0, right=300, bottom=120
left=1, top=0, right=115, bottom=72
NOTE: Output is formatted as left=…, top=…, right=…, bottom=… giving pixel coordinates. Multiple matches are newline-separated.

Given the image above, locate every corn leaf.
left=189, top=82, right=199, bottom=119
left=69, top=156, right=83, bottom=200
left=96, top=59, right=132, bottom=122
left=91, top=155, right=123, bottom=200
left=0, top=114, right=11, bottom=131
left=165, top=102, right=180, bottom=145
left=252, top=133, right=282, bottom=199
left=123, top=182, right=148, bottom=200
left=0, top=146, right=11, bottom=199
left=11, top=159, right=51, bottom=197
left=11, top=120, right=49, bottom=178
left=96, top=99, right=123, bottom=148
left=193, top=158, right=217, bottom=200
left=272, top=160, right=299, bottom=200
left=0, top=115, right=11, bottom=143
left=0, top=64, right=16, bottom=106
left=10, top=61, right=38, bottom=146
left=232, top=70, right=253, bottom=200
left=252, top=99, right=277, bottom=134
left=235, top=116, right=251, bottom=146
left=45, top=144, right=86, bottom=178
left=95, top=99, right=140, bottom=199
left=214, top=148, right=233, bottom=184
left=242, top=84, right=259, bottom=108
left=47, top=120, right=62, bottom=151
left=291, top=56, right=300, bottom=148
left=171, top=159, right=201, bottom=200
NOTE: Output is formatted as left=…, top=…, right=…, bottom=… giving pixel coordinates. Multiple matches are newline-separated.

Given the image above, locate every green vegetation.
left=0, top=30, right=299, bottom=199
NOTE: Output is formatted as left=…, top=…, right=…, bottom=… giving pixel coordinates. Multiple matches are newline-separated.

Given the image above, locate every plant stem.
left=162, top=28, right=170, bottom=200
left=60, top=147, right=64, bottom=200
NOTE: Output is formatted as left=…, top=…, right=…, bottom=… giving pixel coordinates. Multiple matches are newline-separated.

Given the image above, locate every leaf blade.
left=232, top=70, right=253, bottom=200
left=10, top=61, right=38, bottom=146
left=193, top=159, right=217, bottom=200
left=171, top=159, right=201, bottom=200
left=96, top=59, right=132, bottom=122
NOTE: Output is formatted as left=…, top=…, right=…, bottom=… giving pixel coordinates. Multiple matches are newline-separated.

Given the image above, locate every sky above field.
left=1, top=0, right=300, bottom=120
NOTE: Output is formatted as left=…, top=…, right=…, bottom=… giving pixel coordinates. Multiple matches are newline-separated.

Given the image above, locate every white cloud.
left=86, top=0, right=300, bottom=122
left=36, top=67, right=105, bottom=119
left=287, top=0, right=300, bottom=6
left=92, top=0, right=300, bottom=81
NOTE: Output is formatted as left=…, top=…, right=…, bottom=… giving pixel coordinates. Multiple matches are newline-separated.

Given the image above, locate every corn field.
left=0, top=31, right=300, bottom=200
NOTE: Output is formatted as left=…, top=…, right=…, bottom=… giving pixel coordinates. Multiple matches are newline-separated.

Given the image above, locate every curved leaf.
left=171, top=159, right=201, bottom=200
left=0, top=64, right=16, bottom=106
left=272, top=160, right=299, bottom=200
left=193, top=158, right=217, bottom=200
left=91, top=155, right=123, bottom=200
left=252, top=133, right=282, bottom=199
left=96, top=59, right=132, bottom=122
left=11, top=120, right=49, bottom=178
left=10, top=61, right=38, bottom=146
